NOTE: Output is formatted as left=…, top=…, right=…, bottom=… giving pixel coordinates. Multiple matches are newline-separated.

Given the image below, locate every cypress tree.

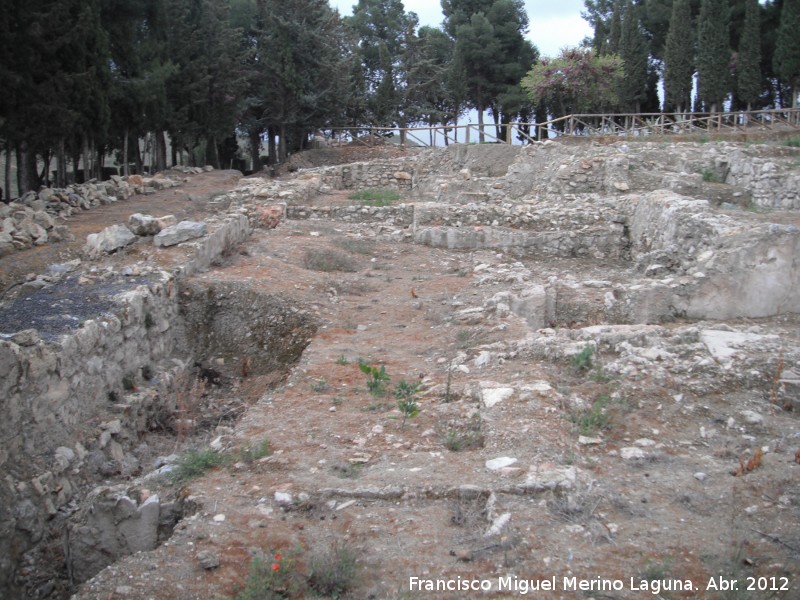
left=696, top=0, right=731, bottom=112
left=618, top=0, right=649, bottom=113
left=607, top=0, right=622, bottom=55
left=737, top=0, right=761, bottom=111
left=774, top=0, right=800, bottom=109
left=663, top=0, right=694, bottom=113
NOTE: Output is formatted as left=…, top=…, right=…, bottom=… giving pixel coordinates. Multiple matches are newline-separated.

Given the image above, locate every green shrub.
left=310, top=377, right=329, bottom=393
left=395, top=379, right=421, bottom=428
left=570, top=345, right=595, bottom=373
left=170, top=448, right=226, bottom=483
left=238, top=438, right=271, bottom=464
left=236, top=551, right=303, bottom=600
left=443, top=418, right=484, bottom=451
left=359, top=361, right=390, bottom=396
left=572, top=395, right=612, bottom=435
left=702, top=168, right=724, bottom=183
left=307, top=542, right=359, bottom=598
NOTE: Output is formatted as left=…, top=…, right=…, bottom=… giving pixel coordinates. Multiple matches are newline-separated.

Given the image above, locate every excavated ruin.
left=1, top=139, right=799, bottom=599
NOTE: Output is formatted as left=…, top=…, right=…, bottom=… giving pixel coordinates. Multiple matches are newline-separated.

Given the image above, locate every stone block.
left=85, top=224, right=137, bottom=255
left=154, top=221, right=207, bottom=247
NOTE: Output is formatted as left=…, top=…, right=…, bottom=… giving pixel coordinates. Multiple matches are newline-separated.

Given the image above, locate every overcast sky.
left=328, top=0, right=592, bottom=59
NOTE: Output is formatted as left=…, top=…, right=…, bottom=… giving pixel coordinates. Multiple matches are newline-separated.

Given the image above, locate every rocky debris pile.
left=83, top=214, right=208, bottom=257
left=0, top=169, right=213, bottom=257
left=0, top=201, right=72, bottom=256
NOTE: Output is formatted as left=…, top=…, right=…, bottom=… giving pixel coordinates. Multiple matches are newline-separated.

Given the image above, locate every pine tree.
left=737, top=0, right=761, bottom=111
left=663, top=0, right=694, bottom=112
left=581, top=0, right=615, bottom=54
left=696, top=0, right=731, bottom=112
left=618, top=0, right=649, bottom=112
left=774, top=0, right=800, bottom=109
left=443, top=0, right=532, bottom=140
left=166, top=0, right=246, bottom=168
left=346, top=0, right=415, bottom=126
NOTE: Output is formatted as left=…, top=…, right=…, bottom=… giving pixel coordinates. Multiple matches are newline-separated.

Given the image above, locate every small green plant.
left=311, top=377, right=329, bottom=393
left=640, top=557, right=673, bottom=582
left=122, top=373, right=137, bottom=392
left=590, top=366, right=612, bottom=383
left=572, top=394, right=612, bottom=435
left=395, top=379, right=421, bottom=428
left=238, top=438, right=271, bottom=464
left=361, top=401, right=393, bottom=412
left=702, top=168, right=724, bottom=183
left=332, top=461, right=362, bottom=479
left=443, top=364, right=454, bottom=403
left=359, top=361, right=390, bottom=396
left=307, top=542, right=359, bottom=598
left=443, top=418, right=484, bottom=451
left=170, top=448, right=226, bottom=483
left=335, top=354, right=350, bottom=365
left=236, top=551, right=303, bottom=600
left=784, top=136, right=800, bottom=148
left=570, top=345, right=595, bottom=373
left=303, top=248, right=358, bottom=272
left=347, top=188, right=400, bottom=206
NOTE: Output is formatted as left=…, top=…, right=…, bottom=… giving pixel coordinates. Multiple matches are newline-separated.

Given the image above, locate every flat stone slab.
left=154, top=221, right=207, bottom=247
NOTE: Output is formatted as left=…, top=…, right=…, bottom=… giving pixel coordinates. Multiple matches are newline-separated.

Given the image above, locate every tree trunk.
left=134, top=139, right=143, bottom=174
left=56, top=138, right=66, bottom=187
left=71, top=146, right=80, bottom=184
left=16, top=141, right=39, bottom=195
left=155, top=131, right=167, bottom=172
left=96, top=146, right=104, bottom=180
left=267, top=127, right=277, bottom=166
left=123, top=129, right=129, bottom=177
left=477, top=104, right=485, bottom=143
left=39, top=150, right=51, bottom=186
left=492, top=109, right=501, bottom=140
left=4, top=140, right=11, bottom=201
left=206, top=136, right=220, bottom=169
left=249, top=129, right=262, bottom=172
left=278, top=124, right=287, bottom=163
left=82, top=136, right=92, bottom=182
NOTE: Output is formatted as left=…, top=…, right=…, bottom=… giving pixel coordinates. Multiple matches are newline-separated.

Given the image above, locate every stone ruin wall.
left=0, top=214, right=253, bottom=593
left=262, top=141, right=800, bottom=326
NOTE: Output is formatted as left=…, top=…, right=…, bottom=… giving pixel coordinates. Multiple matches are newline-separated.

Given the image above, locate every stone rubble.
left=1, top=168, right=207, bottom=257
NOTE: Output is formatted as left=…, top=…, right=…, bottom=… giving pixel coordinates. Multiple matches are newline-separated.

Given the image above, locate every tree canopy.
left=1, top=0, right=796, bottom=197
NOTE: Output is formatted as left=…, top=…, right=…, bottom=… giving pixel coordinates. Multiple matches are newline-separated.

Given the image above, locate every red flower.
left=272, top=563, right=280, bottom=571
left=274, top=552, right=282, bottom=562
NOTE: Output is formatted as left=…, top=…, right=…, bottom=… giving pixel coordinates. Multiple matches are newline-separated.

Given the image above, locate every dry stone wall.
left=0, top=211, right=254, bottom=596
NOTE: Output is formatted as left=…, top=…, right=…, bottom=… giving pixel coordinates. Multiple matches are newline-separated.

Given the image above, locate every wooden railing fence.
left=326, top=108, right=800, bottom=148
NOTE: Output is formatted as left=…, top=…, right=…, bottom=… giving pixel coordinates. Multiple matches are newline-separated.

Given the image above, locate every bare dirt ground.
left=4, top=144, right=798, bottom=600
